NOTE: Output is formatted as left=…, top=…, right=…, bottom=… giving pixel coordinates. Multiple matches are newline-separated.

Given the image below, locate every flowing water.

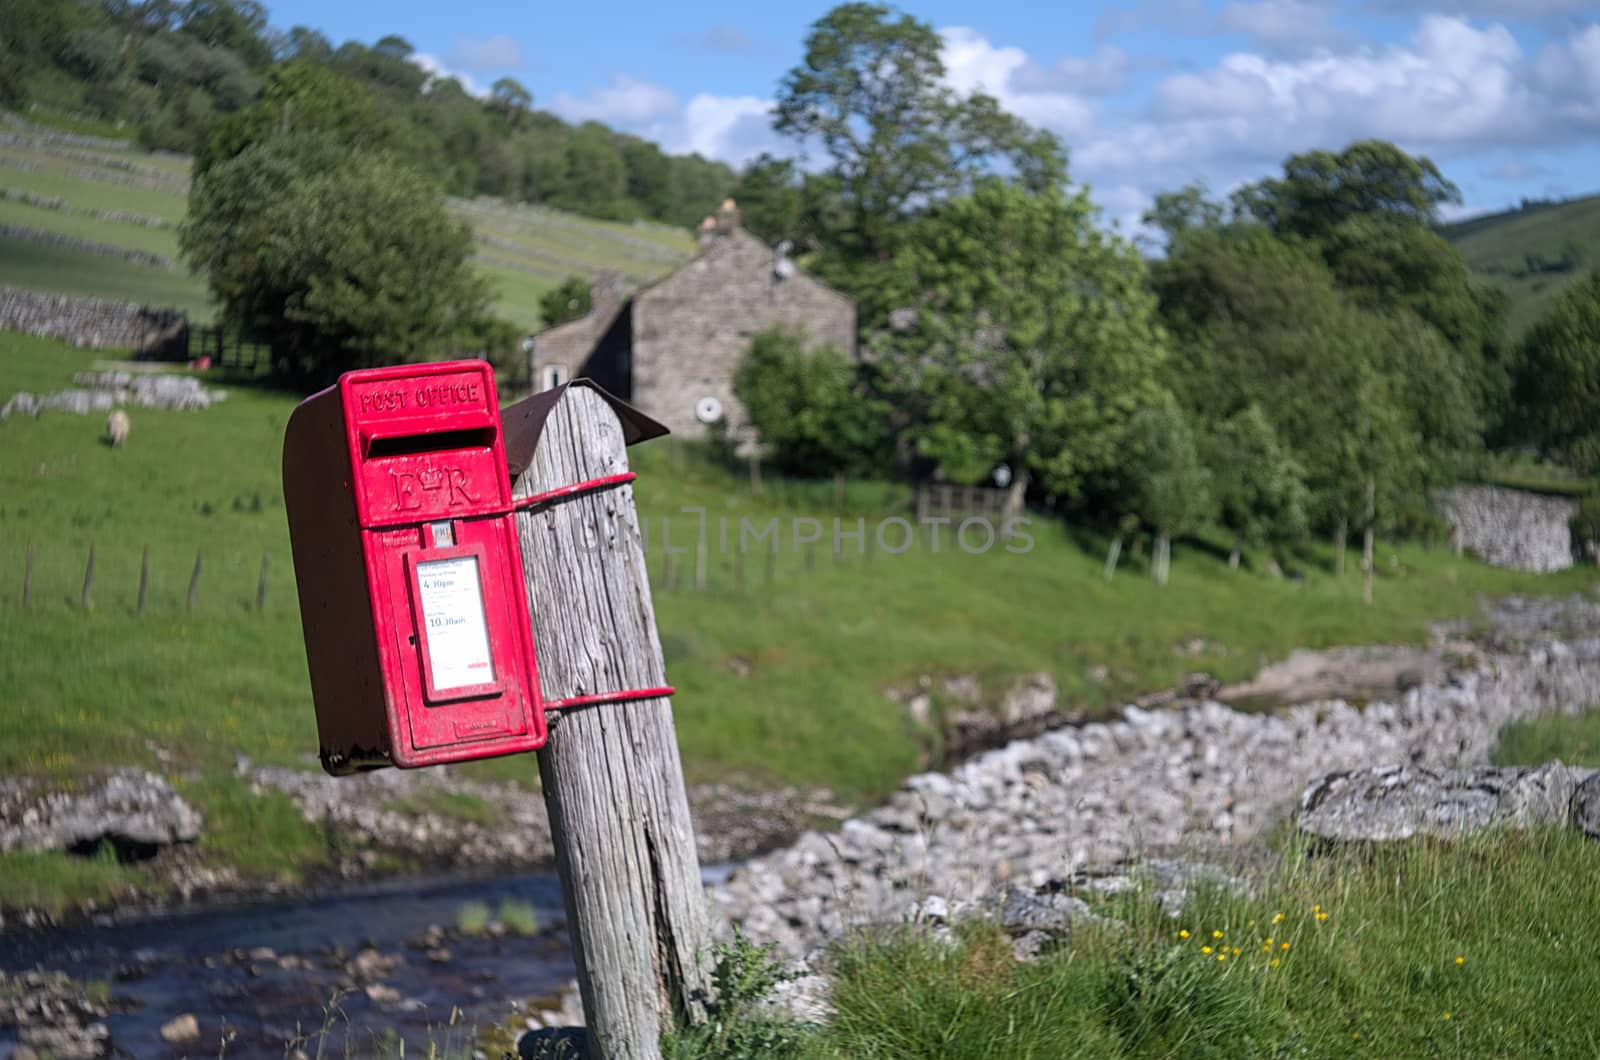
left=0, top=871, right=584, bottom=1059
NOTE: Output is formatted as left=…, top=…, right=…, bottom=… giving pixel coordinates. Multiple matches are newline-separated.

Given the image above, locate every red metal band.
left=512, top=469, right=665, bottom=714
left=513, top=471, right=637, bottom=512
left=546, top=685, right=677, bottom=711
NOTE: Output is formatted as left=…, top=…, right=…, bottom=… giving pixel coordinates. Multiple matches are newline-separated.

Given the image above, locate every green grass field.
left=2, top=332, right=1596, bottom=906
left=0, top=124, right=694, bottom=328
left=1442, top=194, right=1600, bottom=335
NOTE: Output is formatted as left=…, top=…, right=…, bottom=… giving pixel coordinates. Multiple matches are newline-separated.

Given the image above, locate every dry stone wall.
left=1434, top=485, right=1577, bottom=573
left=0, top=284, right=187, bottom=355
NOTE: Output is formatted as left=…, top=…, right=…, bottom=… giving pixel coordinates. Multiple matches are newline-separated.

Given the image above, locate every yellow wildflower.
left=1272, top=912, right=1285, bottom=924
left=1442, top=1012, right=1451, bottom=1021
left=1217, top=953, right=1227, bottom=962
left=1313, top=904, right=1321, bottom=912
left=1316, top=912, right=1328, bottom=921
left=1232, top=947, right=1240, bottom=955
left=1201, top=946, right=1213, bottom=955
left=1455, top=955, right=1465, bottom=965
left=1179, top=929, right=1190, bottom=939
left=1262, top=943, right=1272, bottom=952
left=1270, top=958, right=1280, bottom=968
left=1281, top=942, right=1291, bottom=951
left=1213, top=929, right=1224, bottom=939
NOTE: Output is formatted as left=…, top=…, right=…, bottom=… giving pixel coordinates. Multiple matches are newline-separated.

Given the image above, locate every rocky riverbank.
left=711, top=594, right=1600, bottom=960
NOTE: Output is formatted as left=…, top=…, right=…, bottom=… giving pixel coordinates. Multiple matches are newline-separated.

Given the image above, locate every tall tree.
left=1511, top=271, right=1600, bottom=472
left=874, top=180, right=1170, bottom=515
left=1231, top=139, right=1461, bottom=240
left=735, top=328, right=890, bottom=476
left=489, top=76, right=532, bottom=127
left=774, top=3, right=1065, bottom=273
left=182, top=133, right=489, bottom=384
left=1123, top=393, right=1212, bottom=586
left=1207, top=404, right=1309, bottom=570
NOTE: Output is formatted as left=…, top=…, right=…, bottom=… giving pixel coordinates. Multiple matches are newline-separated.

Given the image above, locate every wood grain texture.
left=512, top=387, right=712, bottom=1060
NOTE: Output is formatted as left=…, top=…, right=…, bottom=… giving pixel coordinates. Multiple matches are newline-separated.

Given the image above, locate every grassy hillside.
left=2, top=332, right=1595, bottom=906
left=0, top=118, right=695, bottom=327
left=1441, top=194, right=1600, bottom=335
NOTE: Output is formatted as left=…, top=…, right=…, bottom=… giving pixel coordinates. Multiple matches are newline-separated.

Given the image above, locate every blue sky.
left=263, top=0, right=1600, bottom=230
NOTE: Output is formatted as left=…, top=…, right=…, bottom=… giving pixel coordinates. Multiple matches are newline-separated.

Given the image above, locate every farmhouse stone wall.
left=1434, top=484, right=1577, bottom=573
left=0, top=284, right=187, bottom=356
left=632, top=228, right=856, bottom=437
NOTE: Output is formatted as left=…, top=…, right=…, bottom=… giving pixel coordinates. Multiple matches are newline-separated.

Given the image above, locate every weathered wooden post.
left=137, top=545, right=150, bottom=616
left=507, top=386, right=713, bottom=1059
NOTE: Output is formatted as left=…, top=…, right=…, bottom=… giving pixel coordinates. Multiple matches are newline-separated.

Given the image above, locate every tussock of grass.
left=456, top=900, right=491, bottom=937
left=803, top=829, right=1600, bottom=1058
left=0, top=847, right=145, bottom=915
left=1494, top=709, right=1600, bottom=768
left=495, top=898, right=539, bottom=937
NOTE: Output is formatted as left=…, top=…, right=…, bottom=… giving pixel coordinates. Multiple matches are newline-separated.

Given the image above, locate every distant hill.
left=0, top=117, right=695, bottom=326
left=1441, top=194, right=1600, bottom=335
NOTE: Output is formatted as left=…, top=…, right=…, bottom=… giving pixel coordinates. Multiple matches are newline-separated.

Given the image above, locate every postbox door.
left=372, top=522, right=534, bottom=755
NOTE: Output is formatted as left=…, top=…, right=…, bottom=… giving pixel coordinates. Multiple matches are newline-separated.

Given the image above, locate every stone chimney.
left=589, top=268, right=624, bottom=318
left=697, top=199, right=741, bottom=248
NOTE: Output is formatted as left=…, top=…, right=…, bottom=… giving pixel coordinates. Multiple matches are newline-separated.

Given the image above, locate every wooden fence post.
left=256, top=551, right=270, bottom=612
left=187, top=549, right=203, bottom=611
left=80, top=544, right=95, bottom=611
left=510, top=388, right=712, bottom=1059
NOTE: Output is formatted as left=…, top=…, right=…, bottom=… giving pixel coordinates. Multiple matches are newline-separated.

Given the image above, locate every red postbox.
left=282, top=360, right=545, bottom=774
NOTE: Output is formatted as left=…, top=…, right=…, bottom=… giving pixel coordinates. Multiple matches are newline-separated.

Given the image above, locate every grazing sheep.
left=106, top=409, right=130, bottom=448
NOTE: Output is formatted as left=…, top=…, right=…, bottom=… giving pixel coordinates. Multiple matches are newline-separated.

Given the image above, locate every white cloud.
left=940, top=28, right=1098, bottom=139
left=446, top=34, right=524, bottom=76
left=936, top=16, right=1600, bottom=233
left=409, top=53, right=490, bottom=99
left=685, top=25, right=757, bottom=55
left=554, top=74, right=681, bottom=126
left=681, top=94, right=776, bottom=160
left=1096, top=0, right=1351, bottom=54
left=551, top=76, right=778, bottom=165
left=1482, top=160, right=1549, bottom=181
left=1217, top=0, right=1353, bottom=51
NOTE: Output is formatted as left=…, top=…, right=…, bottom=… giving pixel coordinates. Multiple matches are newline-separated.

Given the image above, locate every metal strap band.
left=546, top=686, right=677, bottom=711
left=512, top=468, right=671, bottom=712
left=513, top=471, right=637, bottom=512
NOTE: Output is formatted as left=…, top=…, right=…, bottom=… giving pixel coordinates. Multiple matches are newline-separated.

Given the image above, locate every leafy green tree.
left=1208, top=404, right=1309, bottom=569
left=1151, top=224, right=1465, bottom=587
left=1231, top=139, right=1461, bottom=240
left=538, top=276, right=591, bottom=329
left=774, top=3, right=1065, bottom=272
left=1141, top=181, right=1225, bottom=255
left=181, top=133, right=490, bottom=384
left=490, top=76, right=532, bottom=127
left=735, top=328, right=888, bottom=476
left=874, top=180, right=1170, bottom=515
left=1123, top=393, right=1212, bottom=585
left=1512, top=272, right=1600, bottom=472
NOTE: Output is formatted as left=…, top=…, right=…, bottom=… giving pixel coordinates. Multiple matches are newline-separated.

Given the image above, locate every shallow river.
left=0, top=870, right=591, bottom=1058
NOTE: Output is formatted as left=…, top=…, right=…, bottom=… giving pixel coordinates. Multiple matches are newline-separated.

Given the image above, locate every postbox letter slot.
left=364, top=426, right=496, bottom=459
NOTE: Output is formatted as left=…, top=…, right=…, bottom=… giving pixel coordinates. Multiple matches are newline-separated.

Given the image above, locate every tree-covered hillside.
left=1441, top=194, right=1600, bottom=336
left=0, top=0, right=735, bottom=228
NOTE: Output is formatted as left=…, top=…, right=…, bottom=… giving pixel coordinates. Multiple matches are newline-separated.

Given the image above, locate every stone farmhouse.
left=526, top=201, right=856, bottom=438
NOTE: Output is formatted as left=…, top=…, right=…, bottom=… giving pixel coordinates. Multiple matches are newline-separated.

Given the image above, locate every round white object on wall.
left=993, top=463, right=1013, bottom=488
left=695, top=396, right=724, bottom=424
